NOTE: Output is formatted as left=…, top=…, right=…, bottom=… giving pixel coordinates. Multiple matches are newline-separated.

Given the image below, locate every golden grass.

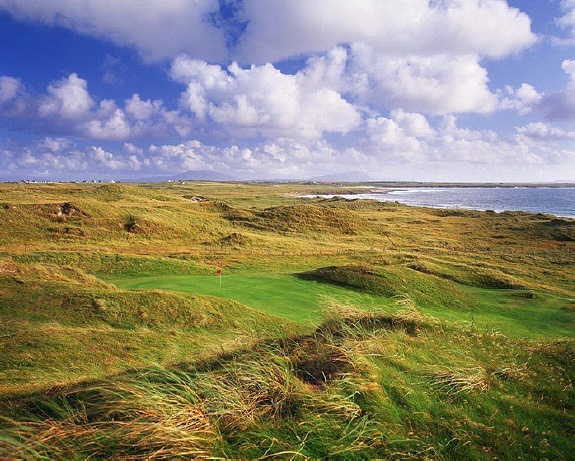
left=0, top=181, right=574, bottom=458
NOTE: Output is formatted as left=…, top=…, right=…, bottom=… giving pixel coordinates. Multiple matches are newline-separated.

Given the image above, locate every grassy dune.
left=1, top=181, right=574, bottom=459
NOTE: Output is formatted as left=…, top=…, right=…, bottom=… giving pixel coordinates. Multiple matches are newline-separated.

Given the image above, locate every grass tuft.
left=425, top=365, right=489, bottom=398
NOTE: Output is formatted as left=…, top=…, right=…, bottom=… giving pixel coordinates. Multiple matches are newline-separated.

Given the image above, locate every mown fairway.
left=106, top=273, right=368, bottom=323
left=109, top=272, right=575, bottom=339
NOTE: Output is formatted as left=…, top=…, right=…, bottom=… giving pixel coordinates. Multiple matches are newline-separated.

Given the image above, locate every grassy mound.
left=219, top=232, right=252, bottom=247
left=408, top=260, right=523, bottom=289
left=297, top=264, right=471, bottom=310
left=231, top=204, right=368, bottom=235
left=539, top=218, right=575, bottom=242
left=299, top=265, right=398, bottom=295
left=13, top=252, right=208, bottom=276
left=0, top=261, right=297, bottom=395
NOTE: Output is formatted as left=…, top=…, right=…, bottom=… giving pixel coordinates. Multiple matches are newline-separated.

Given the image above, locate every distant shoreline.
left=302, top=185, right=575, bottom=218
left=298, top=182, right=575, bottom=197
left=336, top=182, right=575, bottom=189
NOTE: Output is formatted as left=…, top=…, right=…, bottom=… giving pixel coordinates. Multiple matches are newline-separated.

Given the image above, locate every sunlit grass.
left=1, top=181, right=574, bottom=458
left=108, top=272, right=575, bottom=339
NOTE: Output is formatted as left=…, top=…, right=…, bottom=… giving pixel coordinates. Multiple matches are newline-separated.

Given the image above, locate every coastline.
left=303, top=185, right=575, bottom=219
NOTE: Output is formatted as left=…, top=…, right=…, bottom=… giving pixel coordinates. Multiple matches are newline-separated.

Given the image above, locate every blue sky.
left=1, top=0, right=575, bottom=182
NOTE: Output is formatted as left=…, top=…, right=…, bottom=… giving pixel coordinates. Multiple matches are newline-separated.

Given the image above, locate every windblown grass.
left=2, top=305, right=573, bottom=459
left=1, top=181, right=574, bottom=459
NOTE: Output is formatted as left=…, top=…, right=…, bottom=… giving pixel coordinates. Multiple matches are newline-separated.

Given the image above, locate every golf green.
left=106, top=274, right=381, bottom=323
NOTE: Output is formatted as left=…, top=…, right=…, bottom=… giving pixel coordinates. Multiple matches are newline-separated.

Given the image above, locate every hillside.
left=0, top=181, right=574, bottom=459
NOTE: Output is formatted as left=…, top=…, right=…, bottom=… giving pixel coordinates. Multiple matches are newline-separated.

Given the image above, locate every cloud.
left=554, top=0, right=575, bottom=44
left=499, top=83, right=542, bottom=114
left=39, top=137, right=73, bottom=153
left=149, top=141, right=209, bottom=172
left=0, top=137, right=86, bottom=176
left=5, top=2, right=575, bottom=182
left=365, top=117, right=426, bottom=161
left=0, top=76, right=22, bottom=103
left=1, top=1, right=539, bottom=127
left=171, top=53, right=361, bottom=138
left=101, top=55, right=127, bottom=85
left=0, top=137, right=152, bottom=177
left=125, top=94, right=162, bottom=121
left=84, top=102, right=131, bottom=140
left=350, top=48, right=499, bottom=114
left=0, top=0, right=227, bottom=62
left=361, top=110, right=530, bottom=166
left=0, top=76, right=27, bottom=116
left=517, top=122, right=575, bottom=141
left=2, top=115, right=572, bottom=182
left=516, top=121, right=575, bottom=166
left=0, top=73, right=193, bottom=141
left=360, top=112, right=545, bottom=169
left=146, top=139, right=322, bottom=177
left=88, top=146, right=128, bottom=170
left=38, top=73, right=94, bottom=119
left=0, top=0, right=536, bottom=65
left=237, top=0, right=535, bottom=63
left=538, top=60, right=575, bottom=120
left=390, top=110, right=437, bottom=138
left=0, top=135, right=360, bottom=180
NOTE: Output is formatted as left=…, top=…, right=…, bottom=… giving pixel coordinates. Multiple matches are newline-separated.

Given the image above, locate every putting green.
left=106, top=273, right=575, bottom=338
left=105, top=274, right=382, bottom=324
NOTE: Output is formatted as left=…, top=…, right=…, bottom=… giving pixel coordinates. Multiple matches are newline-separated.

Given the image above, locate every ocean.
left=324, top=187, right=575, bottom=218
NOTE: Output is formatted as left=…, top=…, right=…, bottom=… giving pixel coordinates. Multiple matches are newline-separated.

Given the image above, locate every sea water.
left=324, top=187, right=575, bottom=218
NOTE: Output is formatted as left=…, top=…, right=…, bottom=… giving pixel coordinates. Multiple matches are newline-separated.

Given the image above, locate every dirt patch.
left=285, top=337, right=348, bottom=386
left=183, top=195, right=209, bottom=203
left=57, top=202, right=89, bottom=218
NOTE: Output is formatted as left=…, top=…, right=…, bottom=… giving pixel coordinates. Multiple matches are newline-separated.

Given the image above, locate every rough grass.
left=223, top=202, right=370, bottom=236
left=1, top=306, right=573, bottom=459
left=0, top=181, right=574, bottom=459
left=0, top=260, right=298, bottom=396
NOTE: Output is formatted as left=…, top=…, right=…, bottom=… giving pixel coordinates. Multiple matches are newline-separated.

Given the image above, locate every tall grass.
left=3, top=304, right=573, bottom=459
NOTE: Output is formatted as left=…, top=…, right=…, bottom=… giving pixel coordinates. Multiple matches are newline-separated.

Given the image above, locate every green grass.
left=2, top=308, right=573, bottom=459
left=1, top=181, right=574, bottom=459
left=460, top=287, right=575, bottom=339
left=105, top=273, right=382, bottom=324
left=108, top=272, right=575, bottom=339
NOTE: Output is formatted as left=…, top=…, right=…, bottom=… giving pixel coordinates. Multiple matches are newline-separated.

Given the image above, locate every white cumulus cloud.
left=499, top=83, right=542, bottom=114
left=0, top=76, right=22, bottom=103
left=237, top=0, right=535, bottom=63
left=38, top=73, right=94, bottom=119
left=0, top=73, right=193, bottom=141
left=171, top=55, right=361, bottom=138
left=350, top=48, right=499, bottom=114
left=554, top=0, right=575, bottom=44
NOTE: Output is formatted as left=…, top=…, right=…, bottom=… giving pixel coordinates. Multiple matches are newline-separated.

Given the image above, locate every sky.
left=1, top=1, right=575, bottom=182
